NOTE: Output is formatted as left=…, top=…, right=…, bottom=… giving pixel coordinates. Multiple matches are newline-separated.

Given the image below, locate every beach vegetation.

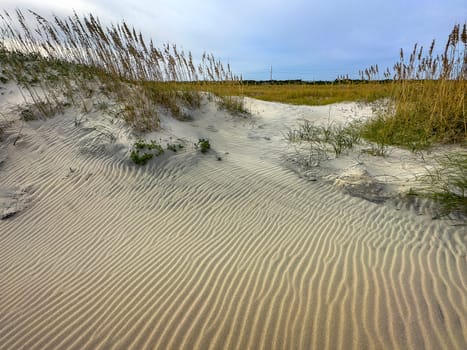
left=130, top=139, right=164, bottom=165
left=206, top=80, right=392, bottom=106
left=196, top=138, right=211, bottom=153
left=358, top=114, right=390, bottom=156
left=359, top=23, right=466, bottom=149
left=285, top=119, right=361, bottom=161
left=284, top=23, right=466, bottom=157
left=414, top=152, right=467, bottom=217
left=166, top=143, right=184, bottom=152
left=0, top=9, right=246, bottom=129
left=130, top=150, right=153, bottom=165
left=218, top=95, right=248, bottom=115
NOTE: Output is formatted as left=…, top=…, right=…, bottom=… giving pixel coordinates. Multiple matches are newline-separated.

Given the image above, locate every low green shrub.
left=130, top=139, right=164, bottom=165
left=130, top=150, right=153, bottom=165
left=133, top=139, right=148, bottom=150
left=197, top=138, right=211, bottom=153
left=166, top=143, right=184, bottom=152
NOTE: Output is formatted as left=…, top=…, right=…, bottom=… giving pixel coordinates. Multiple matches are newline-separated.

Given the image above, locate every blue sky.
left=3, top=0, right=467, bottom=80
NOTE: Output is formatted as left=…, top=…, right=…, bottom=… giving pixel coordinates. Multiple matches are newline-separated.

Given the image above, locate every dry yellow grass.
left=361, top=23, right=466, bottom=147
left=0, top=9, right=244, bottom=129
left=201, top=81, right=392, bottom=105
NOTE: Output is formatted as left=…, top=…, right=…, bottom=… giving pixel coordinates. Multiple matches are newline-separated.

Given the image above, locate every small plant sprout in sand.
left=130, top=139, right=164, bottom=165
left=166, top=143, right=184, bottom=152
left=196, top=138, right=211, bottom=153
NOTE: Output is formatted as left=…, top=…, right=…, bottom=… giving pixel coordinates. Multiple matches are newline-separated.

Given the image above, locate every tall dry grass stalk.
left=360, top=23, right=466, bottom=148
left=0, top=9, right=244, bottom=129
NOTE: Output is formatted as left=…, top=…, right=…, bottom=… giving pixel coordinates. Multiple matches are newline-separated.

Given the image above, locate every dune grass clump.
left=285, top=119, right=361, bottom=166
left=217, top=95, right=248, bottom=115
left=0, top=9, right=245, bottom=129
left=360, top=23, right=467, bottom=150
left=413, top=153, right=467, bottom=217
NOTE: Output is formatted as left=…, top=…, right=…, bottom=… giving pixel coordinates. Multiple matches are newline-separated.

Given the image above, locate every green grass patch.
left=285, top=119, right=361, bottom=166
left=413, top=153, right=467, bottom=217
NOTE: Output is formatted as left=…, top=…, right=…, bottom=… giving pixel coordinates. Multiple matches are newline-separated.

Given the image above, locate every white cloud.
left=2, top=0, right=99, bottom=16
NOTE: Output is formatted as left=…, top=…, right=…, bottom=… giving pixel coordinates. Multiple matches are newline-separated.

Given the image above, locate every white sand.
left=0, top=83, right=466, bottom=350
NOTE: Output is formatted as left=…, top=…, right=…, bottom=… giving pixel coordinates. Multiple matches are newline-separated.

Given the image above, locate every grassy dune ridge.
left=0, top=9, right=245, bottom=129
left=360, top=23, right=466, bottom=148
left=0, top=9, right=465, bottom=215
left=1, top=9, right=464, bottom=145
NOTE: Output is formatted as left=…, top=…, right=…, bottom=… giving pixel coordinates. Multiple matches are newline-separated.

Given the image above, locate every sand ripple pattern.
left=0, top=119, right=466, bottom=350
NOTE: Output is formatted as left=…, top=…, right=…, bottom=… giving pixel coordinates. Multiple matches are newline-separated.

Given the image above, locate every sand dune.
left=0, top=88, right=466, bottom=349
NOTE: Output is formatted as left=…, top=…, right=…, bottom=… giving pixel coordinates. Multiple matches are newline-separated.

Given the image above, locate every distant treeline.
left=241, top=79, right=393, bottom=85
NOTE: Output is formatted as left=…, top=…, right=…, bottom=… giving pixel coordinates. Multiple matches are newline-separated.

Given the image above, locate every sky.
left=3, top=0, right=466, bottom=80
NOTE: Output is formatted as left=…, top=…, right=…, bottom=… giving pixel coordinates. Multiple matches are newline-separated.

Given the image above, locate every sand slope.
left=0, top=89, right=466, bottom=349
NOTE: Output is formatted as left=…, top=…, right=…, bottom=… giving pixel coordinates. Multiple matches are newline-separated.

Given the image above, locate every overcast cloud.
left=3, top=0, right=466, bottom=80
